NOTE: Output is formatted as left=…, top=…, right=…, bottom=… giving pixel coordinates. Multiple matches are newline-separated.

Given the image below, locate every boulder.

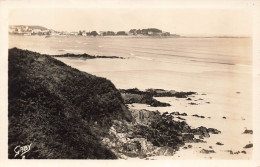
left=208, top=128, right=221, bottom=134
left=216, top=142, right=224, bottom=145
left=244, top=143, right=253, bottom=149
left=200, top=149, right=215, bottom=154
left=182, top=133, right=194, bottom=142
left=193, top=126, right=210, bottom=138
left=242, top=130, right=253, bottom=134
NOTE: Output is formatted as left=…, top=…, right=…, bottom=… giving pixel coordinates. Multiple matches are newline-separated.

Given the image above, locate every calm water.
left=9, top=35, right=253, bottom=159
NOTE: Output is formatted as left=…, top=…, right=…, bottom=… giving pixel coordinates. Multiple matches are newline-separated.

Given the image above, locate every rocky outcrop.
left=200, top=149, right=215, bottom=154
left=192, top=114, right=205, bottom=118
left=242, top=130, right=253, bottom=134
left=170, top=112, right=188, bottom=116
left=244, top=143, right=253, bottom=149
left=102, top=109, right=221, bottom=159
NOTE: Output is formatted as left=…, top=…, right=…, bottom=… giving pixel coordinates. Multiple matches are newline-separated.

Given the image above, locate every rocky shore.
left=102, top=108, right=221, bottom=159
left=53, top=53, right=124, bottom=59
left=119, top=88, right=196, bottom=107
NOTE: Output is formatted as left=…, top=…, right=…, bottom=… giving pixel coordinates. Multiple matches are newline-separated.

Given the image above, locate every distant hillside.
left=8, top=48, right=132, bottom=159
left=9, top=25, right=48, bottom=30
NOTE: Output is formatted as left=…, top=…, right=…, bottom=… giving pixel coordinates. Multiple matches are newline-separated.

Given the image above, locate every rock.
left=241, top=150, right=247, bottom=154
left=182, top=133, right=194, bottom=142
left=186, top=98, right=192, bottom=100
left=192, top=114, right=205, bottom=118
left=216, top=142, right=224, bottom=145
left=234, top=151, right=240, bottom=154
left=226, top=150, right=233, bottom=154
left=208, top=128, right=221, bottom=134
left=198, top=98, right=204, bottom=100
left=138, top=154, right=147, bottom=159
left=242, top=130, right=253, bottom=134
left=183, top=147, right=188, bottom=150
left=209, top=146, right=213, bottom=149
left=188, top=145, right=192, bottom=148
left=244, top=143, right=253, bottom=149
left=193, top=138, right=206, bottom=143
left=176, top=116, right=185, bottom=120
left=199, top=135, right=204, bottom=139
left=236, top=92, right=240, bottom=94
left=156, top=146, right=175, bottom=156
left=130, top=109, right=160, bottom=125
left=171, top=112, right=187, bottom=116
left=189, top=102, right=198, bottom=105
left=201, top=93, right=207, bottom=95
left=206, top=102, right=210, bottom=104
left=162, top=112, right=169, bottom=116
left=193, top=126, right=210, bottom=138
left=222, top=116, right=226, bottom=119
left=200, top=149, right=215, bottom=154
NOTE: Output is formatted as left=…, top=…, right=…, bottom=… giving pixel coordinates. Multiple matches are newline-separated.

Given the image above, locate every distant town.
left=9, top=25, right=181, bottom=37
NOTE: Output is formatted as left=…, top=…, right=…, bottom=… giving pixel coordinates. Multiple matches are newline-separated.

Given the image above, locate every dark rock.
left=186, top=98, right=192, bottom=100
left=193, top=126, right=210, bottom=138
left=189, top=102, right=198, bottom=105
left=222, top=116, right=226, bottom=119
left=241, top=151, right=247, bottom=154
left=193, top=139, right=206, bottom=143
left=209, top=146, right=213, bottom=149
left=176, top=116, right=185, bottom=120
left=183, top=147, right=188, bottom=149
left=216, top=142, right=224, bottom=145
left=234, top=151, right=240, bottom=154
left=244, top=143, right=253, bottom=149
left=171, top=112, right=187, bottom=116
left=242, top=130, right=253, bottom=134
left=199, top=135, right=204, bottom=139
left=192, top=114, right=205, bottom=118
left=162, top=112, right=169, bottom=116
left=188, top=145, right=192, bottom=148
left=226, top=150, right=233, bottom=154
left=200, top=149, right=215, bottom=154
left=198, top=98, right=204, bottom=100
left=182, top=133, right=194, bottom=142
left=208, top=128, right=221, bottom=134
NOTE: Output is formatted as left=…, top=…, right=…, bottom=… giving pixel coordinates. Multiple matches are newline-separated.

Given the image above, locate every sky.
left=8, top=8, right=252, bottom=36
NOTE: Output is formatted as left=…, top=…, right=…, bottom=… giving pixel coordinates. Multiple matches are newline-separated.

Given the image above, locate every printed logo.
left=14, top=143, right=32, bottom=158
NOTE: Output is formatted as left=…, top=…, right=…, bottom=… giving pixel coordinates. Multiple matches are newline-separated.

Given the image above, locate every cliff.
left=8, top=48, right=132, bottom=159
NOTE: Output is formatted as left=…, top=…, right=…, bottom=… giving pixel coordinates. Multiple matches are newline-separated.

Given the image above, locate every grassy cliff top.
left=8, top=48, right=131, bottom=159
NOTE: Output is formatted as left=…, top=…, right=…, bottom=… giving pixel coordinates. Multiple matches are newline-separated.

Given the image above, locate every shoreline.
left=9, top=34, right=251, bottom=39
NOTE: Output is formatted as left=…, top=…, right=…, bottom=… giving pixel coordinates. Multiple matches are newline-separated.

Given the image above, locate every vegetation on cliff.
left=8, top=48, right=131, bottom=159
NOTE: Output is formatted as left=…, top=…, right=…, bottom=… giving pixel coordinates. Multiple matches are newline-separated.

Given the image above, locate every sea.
left=9, top=35, right=253, bottom=159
